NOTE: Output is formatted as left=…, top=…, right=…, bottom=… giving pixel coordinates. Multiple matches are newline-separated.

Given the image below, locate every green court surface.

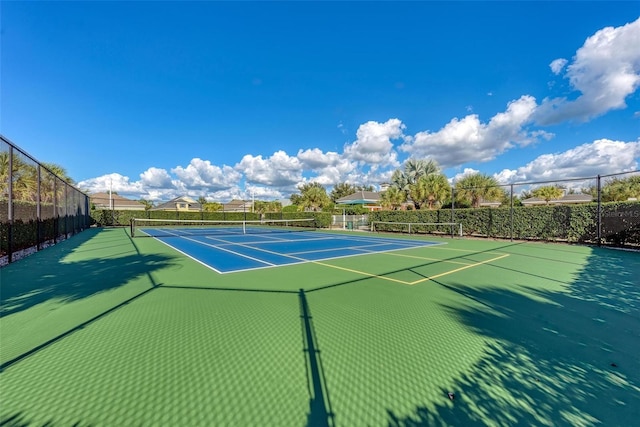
left=1, top=227, right=639, bottom=426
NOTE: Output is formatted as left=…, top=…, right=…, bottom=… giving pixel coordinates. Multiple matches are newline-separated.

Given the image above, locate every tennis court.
left=132, top=218, right=443, bottom=273
left=1, top=226, right=639, bottom=426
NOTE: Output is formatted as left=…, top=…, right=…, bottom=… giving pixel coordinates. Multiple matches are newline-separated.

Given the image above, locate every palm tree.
left=391, top=169, right=409, bottom=192
left=404, top=158, right=439, bottom=184
left=380, top=186, right=406, bottom=210
left=301, top=186, right=330, bottom=212
left=455, top=173, right=503, bottom=208
left=532, top=186, right=564, bottom=204
left=602, top=176, right=640, bottom=202
left=42, top=163, right=74, bottom=184
left=330, top=182, right=358, bottom=202
left=411, top=173, right=450, bottom=210
left=391, top=158, right=441, bottom=209
left=0, top=150, right=10, bottom=199
left=298, top=182, right=331, bottom=211
left=197, top=196, right=207, bottom=212
left=138, top=199, right=154, bottom=211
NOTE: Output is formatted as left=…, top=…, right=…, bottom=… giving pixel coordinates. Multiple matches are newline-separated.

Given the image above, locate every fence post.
left=510, top=183, right=514, bottom=242
left=37, top=164, right=42, bottom=250
left=7, top=145, right=13, bottom=263
left=597, top=174, right=602, bottom=246
left=451, top=187, right=456, bottom=238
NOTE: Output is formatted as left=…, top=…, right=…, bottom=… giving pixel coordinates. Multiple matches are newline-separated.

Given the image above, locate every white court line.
left=217, top=241, right=446, bottom=274
left=289, top=242, right=413, bottom=256
left=146, top=227, right=445, bottom=274
left=152, top=230, right=277, bottom=267
left=209, top=235, right=339, bottom=246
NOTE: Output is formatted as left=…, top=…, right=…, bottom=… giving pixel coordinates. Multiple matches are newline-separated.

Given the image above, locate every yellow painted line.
left=311, top=261, right=411, bottom=284
left=430, top=246, right=507, bottom=256
left=385, top=252, right=477, bottom=266
left=312, top=253, right=510, bottom=286
left=408, top=253, right=510, bottom=285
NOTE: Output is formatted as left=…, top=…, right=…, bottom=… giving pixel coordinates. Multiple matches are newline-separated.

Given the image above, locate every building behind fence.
left=0, top=135, right=91, bottom=265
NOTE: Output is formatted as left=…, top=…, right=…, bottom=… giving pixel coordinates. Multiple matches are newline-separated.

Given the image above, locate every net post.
left=458, top=223, right=462, bottom=237
left=130, top=218, right=135, bottom=237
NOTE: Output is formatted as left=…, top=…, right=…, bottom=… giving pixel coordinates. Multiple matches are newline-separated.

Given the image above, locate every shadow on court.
left=299, top=289, right=335, bottom=427
left=386, top=248, right=640, bottom=426
left=0, top=228, right=171, bottom=317
left=0, top=228, right=175, bottom=371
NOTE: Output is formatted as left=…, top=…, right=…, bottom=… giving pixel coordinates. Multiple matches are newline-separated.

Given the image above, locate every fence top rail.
left=451, top=169, right=640, bottom=190
left=0, top=134, right=89, bottom=198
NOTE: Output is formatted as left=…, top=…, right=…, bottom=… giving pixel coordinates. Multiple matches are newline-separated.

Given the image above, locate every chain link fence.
left=371, top=170, right=640, bottom=248
left=1, top=136, right=91, bottom=265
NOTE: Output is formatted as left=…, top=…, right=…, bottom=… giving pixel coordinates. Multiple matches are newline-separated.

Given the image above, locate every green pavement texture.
left=1, top=227, right=639, bottom=426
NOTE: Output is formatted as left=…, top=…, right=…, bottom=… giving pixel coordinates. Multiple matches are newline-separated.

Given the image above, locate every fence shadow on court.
left=386, top=248, right=640, bottom=426
left=0, top=230, right=172, bottom=317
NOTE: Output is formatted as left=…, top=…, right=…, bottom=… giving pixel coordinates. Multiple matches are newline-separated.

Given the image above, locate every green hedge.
left=90, top=209, right=332, bottom=230
left=90, top=209, right=264, bottom=227
left=370, top=201, right=640, bottom=245
left=264, top=211, right=332, bottom=229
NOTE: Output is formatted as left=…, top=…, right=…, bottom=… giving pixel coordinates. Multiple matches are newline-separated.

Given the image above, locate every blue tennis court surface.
left=142, top=229, right=443, bottom=273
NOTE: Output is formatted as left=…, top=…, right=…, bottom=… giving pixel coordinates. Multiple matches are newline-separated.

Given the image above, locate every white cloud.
left=236, top=150, right=303, bottom=186
left=536, top=17, right=640, bottom=125
left=244, top=185, right=285, bottom=201
left=343, top=118, right=404, bottom=166
left=550, top=58, right=568, bottom=75
left=297, top=148, right=357, bottom=186
left=78, top=173, right=144, bottom=196
left=494, top=138, right=640, bottom=184
left=401, top=95, right=540, bottom=167
left=171, top=158, right=241, bottom=190
left=450, top=168, right=480, bottom=184
left=297, top=148, right=342, bottom=169
left=140, top=167, right=173, bottom=188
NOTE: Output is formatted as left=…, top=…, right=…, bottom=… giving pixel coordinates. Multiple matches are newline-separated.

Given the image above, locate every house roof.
left=222, top=199, right=252, bottom=211
left=521, top=194, right=593, bottom=205
left=521, top=197, right=547, bottom=205
left=336, top=191, right=381, bottom=205
left=556, top=194, right=593, bottom=203
left=224, top=199, right=250, bottom=207
left=90, top=192, right=145, bottom=208
left=152, top=196, right=201, bottom=211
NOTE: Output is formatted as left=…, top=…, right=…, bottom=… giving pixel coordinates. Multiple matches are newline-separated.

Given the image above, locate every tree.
left=380, top=186, right=406, bottom=210
left=330, top=183, right=376, bottom=202
left=42, top=162, right=74, bottom=184
left=203, top=202, right=223, bottom=212
left=405, top=158, right=439, bottom=183
left=296, top=182, right=331, bottom=212
left=601, top=176, right=640, bottom=202
left=532, top=186, right=564, bottom=204
left=409, top=173, right=451, bottom=210
left=455, top=173, right=503, bottom=208
left=330, top=182, right=358, bottom=202
left=289, top=193, right=303, bottom=206
left=254, top=200, right=282, bottom=214
left=390, top=158, right=441, bottom=209
left=138, top=199, right=154, bottom=211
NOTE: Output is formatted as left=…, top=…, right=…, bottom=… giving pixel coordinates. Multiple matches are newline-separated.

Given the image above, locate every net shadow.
left=299, top=289, right=335, bottom=427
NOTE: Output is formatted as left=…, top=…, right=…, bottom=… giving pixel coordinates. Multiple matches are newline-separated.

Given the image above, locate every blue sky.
left=2, top=1, right=639, bottom=202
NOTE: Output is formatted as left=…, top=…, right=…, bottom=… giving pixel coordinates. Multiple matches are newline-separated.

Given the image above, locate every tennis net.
left=131, top=218, right=317, bottom=237
left=371, top=221, right=462, bottom=237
